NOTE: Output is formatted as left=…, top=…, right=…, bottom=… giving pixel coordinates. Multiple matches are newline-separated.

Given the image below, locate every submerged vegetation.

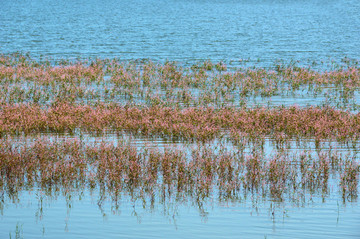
left=0, top=52, right=359, bottom=109
left=0, top=53, right=359, bottom=223
left=0, top=137, right=358, bottom=212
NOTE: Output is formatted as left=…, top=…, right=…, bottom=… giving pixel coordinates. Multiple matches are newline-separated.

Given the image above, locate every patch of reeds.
left=1, top=53, right=359, bottom=216
left=1, top=103, right=360, bottom=143
left=0, top=138, right=358, bottom=203
left=0, top=53, right=359, bottom=109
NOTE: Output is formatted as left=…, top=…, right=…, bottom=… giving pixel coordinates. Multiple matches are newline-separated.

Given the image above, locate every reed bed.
left=1, top=103, right=360, bottom=143
left=0, top=53, right=359, bottom=109
left=0, top=138, right=358, bottom=204
left=1, top=53, right=359, bottom=214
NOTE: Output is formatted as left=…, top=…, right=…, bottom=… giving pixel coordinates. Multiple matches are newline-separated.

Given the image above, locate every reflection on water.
left=1, top=135, right=359, bottom=238
left=2, top=176, right=359, bottom=239
left=1, top=56, right=358, bottom=111
left=2, top=78, right=359, bottom=111
left=1, top=0, right=360, bottom=237
left=5, top=130, right=360, bottom=153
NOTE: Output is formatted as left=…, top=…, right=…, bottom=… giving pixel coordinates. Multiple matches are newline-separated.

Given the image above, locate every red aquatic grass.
left=1, top=53, right=359, bottom=108
left=1, top=53, right=359, bottom=207
left=1, top=103, right=360, bottom=143
left=340, top=158, right=359, bottom=199
left=2, top=138, right=357, bottom=203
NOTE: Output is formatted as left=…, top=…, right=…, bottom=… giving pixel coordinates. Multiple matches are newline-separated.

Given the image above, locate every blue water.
left=2, top=190, right=359, bottom=239
left=1, top=0, right=359, bottom=64
left=1, top=134, right=360, bottom=238
left=1, top=0, right=360, bottom=238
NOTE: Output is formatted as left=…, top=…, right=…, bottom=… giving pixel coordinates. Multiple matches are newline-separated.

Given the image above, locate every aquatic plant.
left=1, top=53, right=359, bottom=223
left=0, top=53, right=359, bottom=109
left=0, top=138, right=358, bottom=203
left=1, top=103, right=360, bottom=143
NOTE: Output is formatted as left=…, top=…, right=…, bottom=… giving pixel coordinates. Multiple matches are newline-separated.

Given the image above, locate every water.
left=0, top=79, right=350, bottom=108
left=1, top=68, right=359, bottom=110
left=1, top=0, right=360, bottom=238
left=1, top=0, right=359, bottom=64
left=1, top=134, right=360, bottom=238
left=2, top=190, right=359, bottom=238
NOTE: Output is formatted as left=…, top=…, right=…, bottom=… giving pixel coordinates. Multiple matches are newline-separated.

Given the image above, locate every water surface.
left=1, top=0, right=359, bottom=64
left=1, top=0, right=360, bottom=238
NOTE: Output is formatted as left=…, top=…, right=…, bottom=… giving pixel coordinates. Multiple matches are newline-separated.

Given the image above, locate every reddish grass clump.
left=0, top=138, right=358, bottom=203
left=0, top=53, right=359, bottom=109
left=1, top=53, right=359, bottom=209
left=0, top=103, right=359, bottom=143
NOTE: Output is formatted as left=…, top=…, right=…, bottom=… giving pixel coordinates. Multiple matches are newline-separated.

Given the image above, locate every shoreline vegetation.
left=0, top=53, right=359, bottom=217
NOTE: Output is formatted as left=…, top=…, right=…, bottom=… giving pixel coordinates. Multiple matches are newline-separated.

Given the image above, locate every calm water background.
left=1, top=0, right=360, bottom=238
left=1, top=189, right=359, bottom=239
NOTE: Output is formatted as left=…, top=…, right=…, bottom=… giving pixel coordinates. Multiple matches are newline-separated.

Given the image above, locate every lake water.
left=1, top=0, right=360, bottom=238
left=2, top=188, right=359, bottom=239
left=1, top=133, right=360, bottom=238
left=1, top=0, right=359, bottom=64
